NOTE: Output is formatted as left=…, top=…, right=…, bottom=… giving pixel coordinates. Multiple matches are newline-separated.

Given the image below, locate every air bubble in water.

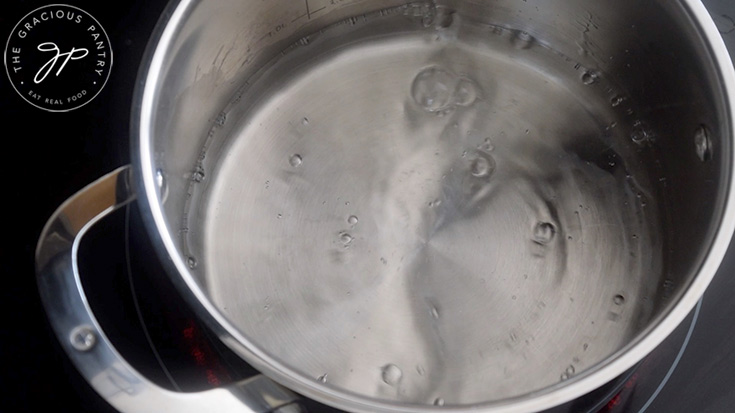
left=187, top=256, right=197, bottom=269
left=581, top=71, right=599, bottom=85
left=381, top=364, right=403, bottom=386
left=631, top=122, right=653, bottom=145
left=340, top=232, right=354, bottom=246
left=215, top=112, right=227, bottom=126
left=481, top=138, right=495, bottom=151
left=512, top=30, right=534, bottom=49
left=453, top=78, right=478, bottom=107
left=694, top=125, right=712, bottom=162
left=347, top=215, right=359, bottom=225
left=560, top=365, right=575, bottom=381
left=192, top=167, right=205, bottom=182
left=610, top=95, right=625, bottom=107
left=302, top=117, right=310, bottom=125
left=533, top=222, right=556, bottom=245
left=613, top=294, right=625, bottom=305
left=469, top=152, right=496, bottom=178
left=156, top=169, right=168, bottom=201
left=412, top=67, right=455, bottom=112
left=317, top=374, right=328, bottom=383
left=156, top=169, right=165, bottom=188
left=434, top=398, right=445, bottom=406
left=470, top=156, right=494, bottom=177
left=289, top=154, right=303, bottom=167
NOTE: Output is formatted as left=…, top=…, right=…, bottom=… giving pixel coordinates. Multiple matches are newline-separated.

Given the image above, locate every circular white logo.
left=4, top=4, right=113, bottom=112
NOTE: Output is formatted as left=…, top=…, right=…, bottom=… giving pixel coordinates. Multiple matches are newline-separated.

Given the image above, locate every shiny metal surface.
left=128, top=0, right=735, bottom=412
left=35, top=166, right=300, bottom=413
left=204, top=19, right=659, bottom=405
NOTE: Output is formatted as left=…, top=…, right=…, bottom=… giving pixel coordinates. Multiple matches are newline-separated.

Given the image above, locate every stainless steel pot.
left=36, top=0, right=735, bottom=412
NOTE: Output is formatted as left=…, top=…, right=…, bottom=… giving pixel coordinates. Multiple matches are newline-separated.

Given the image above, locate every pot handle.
left=35, top=165, right=303, bottom=413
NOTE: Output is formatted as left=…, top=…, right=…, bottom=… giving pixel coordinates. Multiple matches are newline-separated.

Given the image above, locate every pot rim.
left=131, top=1, right=735, bottom=411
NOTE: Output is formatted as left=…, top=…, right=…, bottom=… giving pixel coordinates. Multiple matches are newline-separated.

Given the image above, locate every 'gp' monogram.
left=5, top=4, right=112, bottom=111
left=34, top=42, right=88, bottom=84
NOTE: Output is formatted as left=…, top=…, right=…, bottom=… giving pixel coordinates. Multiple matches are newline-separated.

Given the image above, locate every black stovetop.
left=4, top=1, right=735, bottom=412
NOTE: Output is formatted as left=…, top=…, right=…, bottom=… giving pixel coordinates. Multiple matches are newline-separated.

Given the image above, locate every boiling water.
left=200, top=4, right=661, bottom=407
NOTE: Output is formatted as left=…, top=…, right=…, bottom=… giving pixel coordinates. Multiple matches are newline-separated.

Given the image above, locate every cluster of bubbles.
left=411, top=66, right=479, bottom=113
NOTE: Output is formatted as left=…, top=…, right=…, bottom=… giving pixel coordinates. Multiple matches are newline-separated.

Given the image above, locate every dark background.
left=1, top=1, right=168, bottom=411
left=3, top=1, right=735, bottom=412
